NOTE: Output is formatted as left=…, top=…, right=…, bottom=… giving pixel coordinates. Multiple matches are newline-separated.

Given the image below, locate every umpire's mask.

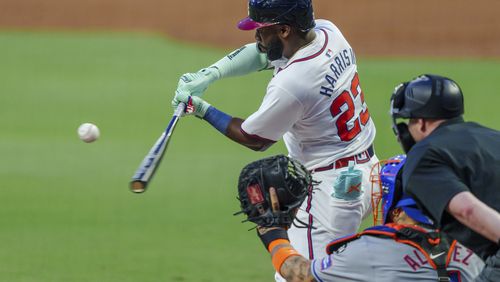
left=390, top=82, right=415, bottom=153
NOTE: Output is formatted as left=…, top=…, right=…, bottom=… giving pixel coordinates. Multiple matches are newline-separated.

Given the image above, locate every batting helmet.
left=237, top=0, right=315, bottom=31
left=372, top=155, right=433, bottom=226
left=390, top=74, right=464, bottom=152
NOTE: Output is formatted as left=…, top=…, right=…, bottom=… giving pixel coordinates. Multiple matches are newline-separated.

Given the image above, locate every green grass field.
left=1, top=31, right=499, bottom=282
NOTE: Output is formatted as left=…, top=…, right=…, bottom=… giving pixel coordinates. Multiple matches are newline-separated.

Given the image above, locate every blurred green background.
left=1, top=31, right=499, bottom=281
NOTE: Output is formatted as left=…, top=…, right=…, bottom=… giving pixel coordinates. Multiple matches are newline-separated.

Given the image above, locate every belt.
left=313, top=145, right=374, bottom=172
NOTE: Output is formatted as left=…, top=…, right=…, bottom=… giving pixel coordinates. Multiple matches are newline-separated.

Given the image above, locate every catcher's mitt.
left=235, top=155, right=313, bottom=228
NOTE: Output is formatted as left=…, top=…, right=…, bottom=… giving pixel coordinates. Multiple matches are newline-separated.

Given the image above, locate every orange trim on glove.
left=268, top=239, right=301, bottom=275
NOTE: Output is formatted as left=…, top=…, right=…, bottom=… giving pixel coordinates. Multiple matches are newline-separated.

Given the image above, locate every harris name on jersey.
left=319, top=47, right=357, bottom=97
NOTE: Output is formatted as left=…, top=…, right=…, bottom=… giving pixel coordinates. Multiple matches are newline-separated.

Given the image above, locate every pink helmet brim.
left=237, top=17, right=277, bottom=31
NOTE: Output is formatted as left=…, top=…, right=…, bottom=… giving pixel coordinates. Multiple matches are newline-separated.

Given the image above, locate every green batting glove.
left=176, top=67, right=220, bottom=97
left=172, top=90, right=211, bottom=118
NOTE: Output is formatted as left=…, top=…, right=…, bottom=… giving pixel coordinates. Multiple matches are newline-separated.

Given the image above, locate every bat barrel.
left=129, top=103, right=185, bottom=194
left=130, top=180, right=147, bottom=193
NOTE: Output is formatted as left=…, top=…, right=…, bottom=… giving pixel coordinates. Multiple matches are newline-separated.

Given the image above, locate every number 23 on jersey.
left=330, top=72, right=371, bottom=142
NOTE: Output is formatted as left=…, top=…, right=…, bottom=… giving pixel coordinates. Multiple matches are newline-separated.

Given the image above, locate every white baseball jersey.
left=311, top=235, right=484, bottom=282
left=241, top=19, right=376, bottom=169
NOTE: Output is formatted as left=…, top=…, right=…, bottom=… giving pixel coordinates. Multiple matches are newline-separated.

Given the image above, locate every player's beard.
left=265, top=36, right=284, bottom=61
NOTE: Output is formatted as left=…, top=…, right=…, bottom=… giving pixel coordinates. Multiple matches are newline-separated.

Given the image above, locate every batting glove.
left=172, top=90, right=211, bottom=118
left=176, top=67, right=220, bottom=97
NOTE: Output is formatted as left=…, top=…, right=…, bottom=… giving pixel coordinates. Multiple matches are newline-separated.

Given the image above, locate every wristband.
left=258, top=228, right=289, bottom=250
left=268, top=239, right=290, bottom=253
left=203, top=106, right=232, bottom=135
left=270, top=242, right=301, bottom=275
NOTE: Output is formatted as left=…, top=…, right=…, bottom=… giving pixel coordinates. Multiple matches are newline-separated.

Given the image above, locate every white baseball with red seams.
left=78, top=123, right=100, bottom=143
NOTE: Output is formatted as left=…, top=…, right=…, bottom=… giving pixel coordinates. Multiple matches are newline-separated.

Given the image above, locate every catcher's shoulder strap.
left=325, top=225, right=403, bottom=254
left=326, top=224, right=456, bottom=282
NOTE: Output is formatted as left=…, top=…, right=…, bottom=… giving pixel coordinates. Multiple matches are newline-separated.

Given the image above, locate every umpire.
left=390, top=74, right=500, bottom=281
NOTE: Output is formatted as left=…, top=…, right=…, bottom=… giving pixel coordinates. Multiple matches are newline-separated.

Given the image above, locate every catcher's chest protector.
left=326, top=224, right=456, bottom=282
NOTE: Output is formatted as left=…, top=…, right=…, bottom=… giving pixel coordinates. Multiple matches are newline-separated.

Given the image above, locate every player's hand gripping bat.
left=129, top=103, right=185, bottom=193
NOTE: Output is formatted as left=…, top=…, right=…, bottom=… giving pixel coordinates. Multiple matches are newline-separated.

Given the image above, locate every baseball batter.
left=172, top=0, right=378, bottom=269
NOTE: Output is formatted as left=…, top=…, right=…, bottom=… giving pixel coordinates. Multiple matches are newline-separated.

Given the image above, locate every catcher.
left=236, top=155, right=484, bottom=281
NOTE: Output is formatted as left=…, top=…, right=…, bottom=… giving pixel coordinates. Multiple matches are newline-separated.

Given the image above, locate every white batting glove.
left=172, top=90, right=211, bottom=118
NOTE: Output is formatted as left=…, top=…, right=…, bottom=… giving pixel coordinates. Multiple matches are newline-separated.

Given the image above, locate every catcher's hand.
left=235, top=155, right=312, bottom=230
left=256, top=187, right=291, bottom=250
left=257, top=187, right=282, bottom=235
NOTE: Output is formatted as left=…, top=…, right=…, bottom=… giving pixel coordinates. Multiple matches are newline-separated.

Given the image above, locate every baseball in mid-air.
left=78, top=123, right=100, bottom=143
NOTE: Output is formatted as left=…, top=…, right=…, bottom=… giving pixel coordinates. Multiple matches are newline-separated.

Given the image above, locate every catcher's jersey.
left=241, top=19, right=376, bottom=169
left=311, top=235, right=484, bottom=282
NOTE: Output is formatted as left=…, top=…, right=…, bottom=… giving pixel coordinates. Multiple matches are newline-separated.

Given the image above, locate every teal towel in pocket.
left=332, top=161, right=363, bottom=201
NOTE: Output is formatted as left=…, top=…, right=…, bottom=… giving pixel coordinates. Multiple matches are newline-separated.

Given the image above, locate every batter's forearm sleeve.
left=210, top=43, right=269, bottom=79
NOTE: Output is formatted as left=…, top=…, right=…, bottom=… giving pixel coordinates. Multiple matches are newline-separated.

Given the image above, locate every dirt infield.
left=0, top=0, right=499, bottom=56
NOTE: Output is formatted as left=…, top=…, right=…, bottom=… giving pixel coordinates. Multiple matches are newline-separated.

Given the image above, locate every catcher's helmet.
left=236, top=155, right=312, bottom=228
left=390, top=74, right=464, bottom=152
left=372, top=155, right=433, bottom=226
left=238, top=0, right=315, bottom=31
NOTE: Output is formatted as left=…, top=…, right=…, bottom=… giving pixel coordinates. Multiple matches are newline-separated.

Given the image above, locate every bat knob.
left=130, top=181, right=147, bottom=193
